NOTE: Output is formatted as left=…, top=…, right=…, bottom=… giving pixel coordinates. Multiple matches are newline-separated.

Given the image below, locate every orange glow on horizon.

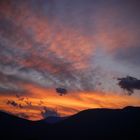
left=0, top=1, right=140, bottom=121
left=0, top=84, right=140, bottom=120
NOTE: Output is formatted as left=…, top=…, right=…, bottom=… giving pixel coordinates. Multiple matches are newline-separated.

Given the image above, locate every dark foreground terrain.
left=0, top=106, right=140, bottom=140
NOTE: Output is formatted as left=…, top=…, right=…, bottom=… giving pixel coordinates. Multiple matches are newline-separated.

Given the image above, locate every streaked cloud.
left=0, top=0, right=140, bottom=120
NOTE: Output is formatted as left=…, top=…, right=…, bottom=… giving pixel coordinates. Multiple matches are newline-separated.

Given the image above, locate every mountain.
left=44, top=116, right=67, bottom=124
left=0, top=106, right=140, bottom=140
left=0, top=111, right=50, bottom=140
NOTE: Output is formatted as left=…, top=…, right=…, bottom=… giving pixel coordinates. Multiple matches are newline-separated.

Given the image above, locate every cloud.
left=16, top=113, right=29, bottom=119
left=56, top=88, right=67, bottom=96
left=115, top=46, right=140, bottom=66
left=117, top=76, right=140, bottom=95
left=0, top=0, right=140, bottom=94
left=0, top=71, right=25, bottom=95
left=0, top=0, right=140, bottom=120
left=41, top=107, right=60, bottom=119
left=7, top=100, right=23, bottom=108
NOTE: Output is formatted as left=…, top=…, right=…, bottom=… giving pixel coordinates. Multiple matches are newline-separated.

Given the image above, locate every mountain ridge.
left=0, top=106, right=140, bottom=140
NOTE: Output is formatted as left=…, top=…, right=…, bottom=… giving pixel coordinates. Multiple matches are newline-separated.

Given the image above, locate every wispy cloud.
left=0, top=0, right=140, bottom=120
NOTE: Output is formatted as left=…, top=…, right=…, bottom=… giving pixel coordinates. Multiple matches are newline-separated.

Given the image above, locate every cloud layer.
left=0, top=0, right=140, bottom=120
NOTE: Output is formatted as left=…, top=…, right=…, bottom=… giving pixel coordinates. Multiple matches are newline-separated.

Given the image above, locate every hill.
left=0, top=106, right=140, bottom=140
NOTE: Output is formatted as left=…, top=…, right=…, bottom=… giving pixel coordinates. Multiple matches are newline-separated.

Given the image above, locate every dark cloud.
left=7, top=100, right=23, bottom=108
left=56, top=87, right=67, bottom=96
left=41, top=107, right=60, bottom=119
left=16, top=113, right=29, bottom=119
left=117, top=76, right=140, bottom=95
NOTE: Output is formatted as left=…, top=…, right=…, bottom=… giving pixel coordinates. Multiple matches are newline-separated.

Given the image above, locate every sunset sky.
left=0, top=0, right=140, bottom=120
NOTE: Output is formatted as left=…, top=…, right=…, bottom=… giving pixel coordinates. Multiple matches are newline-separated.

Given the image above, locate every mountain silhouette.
left=43, top=116, right=67, bottom=124
left=0, top=106, right=140, bottom=140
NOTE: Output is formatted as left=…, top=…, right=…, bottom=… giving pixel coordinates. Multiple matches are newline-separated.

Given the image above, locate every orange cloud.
left=0, top=0, right=140, bottom=121
left=0, top=84, right=140, bottom=120
left=0, top=1, right=95, bottom=72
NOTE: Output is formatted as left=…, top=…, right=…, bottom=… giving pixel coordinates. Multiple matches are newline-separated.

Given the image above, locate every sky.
left=0, top=0, right=140, bottom=120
